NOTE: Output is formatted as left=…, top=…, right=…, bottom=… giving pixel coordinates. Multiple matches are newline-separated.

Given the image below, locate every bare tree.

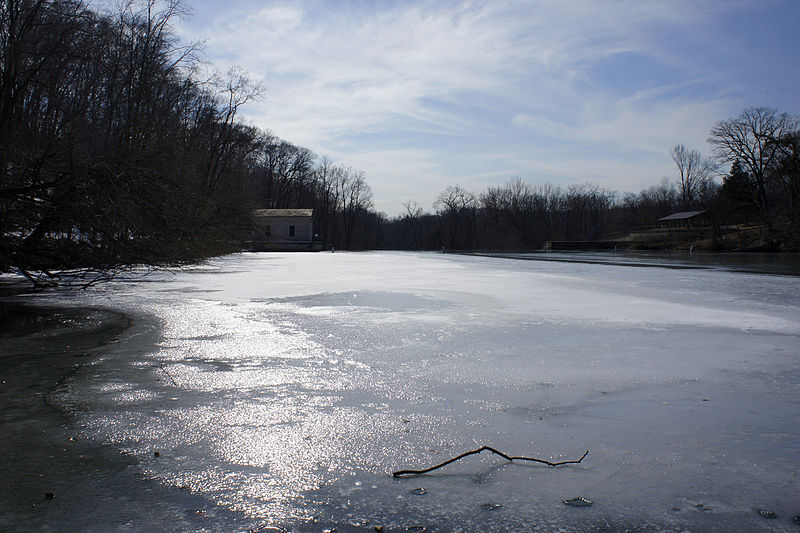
left=671, top=144, right=715, bottom=210
left=402, top=200, right=424, bottom=249
left=339, top=168, right=372, bottom=250
left=767, top=126, right=800, bottom=227
left=203, top=67, right=263, bottom=195
left=709, top=106, right=792, bottom=222
left=313, top=155, right=335, bottom=241
left=434, top=185, right=477, bottom=250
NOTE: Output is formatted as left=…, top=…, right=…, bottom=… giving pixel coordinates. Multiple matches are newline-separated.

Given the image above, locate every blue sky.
left=166, top=0, right=798, bottom=216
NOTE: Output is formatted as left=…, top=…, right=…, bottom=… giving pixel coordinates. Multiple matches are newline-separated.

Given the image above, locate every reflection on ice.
left=48, top=252, right=800, bottom=531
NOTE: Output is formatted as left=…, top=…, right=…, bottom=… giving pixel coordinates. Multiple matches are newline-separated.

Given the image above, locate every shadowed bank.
left=0, top=301, right=254, bottom=532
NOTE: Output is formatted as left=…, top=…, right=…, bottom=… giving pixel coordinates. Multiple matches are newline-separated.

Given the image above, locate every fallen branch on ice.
left=157, top=364, right=179, bottom=387
left=392, top=446, right=589, bottom=477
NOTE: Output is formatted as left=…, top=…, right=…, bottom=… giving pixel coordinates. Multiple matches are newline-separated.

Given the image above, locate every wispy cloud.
left=176, top=0, right=799, bottom=214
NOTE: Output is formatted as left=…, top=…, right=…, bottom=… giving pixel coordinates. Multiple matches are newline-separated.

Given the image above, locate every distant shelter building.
left=246, top=209, right=323, bottom=251
left=657, top=210, right=709, bottom=229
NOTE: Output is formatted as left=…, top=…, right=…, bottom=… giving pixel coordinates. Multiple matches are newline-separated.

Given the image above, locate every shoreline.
left=0, top=301, right=255, bottom=532
left=464, top=249, right=800, bottom=276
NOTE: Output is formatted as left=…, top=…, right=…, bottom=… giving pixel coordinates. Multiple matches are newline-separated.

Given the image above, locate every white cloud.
left=342, top=148, right=450, bottom=214
left=172, top=0, right=793, bottom=215
left=183, top=1, right=692, bottom=136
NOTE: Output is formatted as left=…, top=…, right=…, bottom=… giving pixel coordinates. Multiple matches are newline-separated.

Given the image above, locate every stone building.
left=246, top=209, right=322, bottom=251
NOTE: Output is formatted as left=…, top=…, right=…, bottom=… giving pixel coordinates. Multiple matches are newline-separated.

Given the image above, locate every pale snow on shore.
left=29, top=252, right=800, bottom=531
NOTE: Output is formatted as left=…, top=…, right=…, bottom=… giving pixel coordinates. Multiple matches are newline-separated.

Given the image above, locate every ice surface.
left=28, top=252, right=800, bottom=530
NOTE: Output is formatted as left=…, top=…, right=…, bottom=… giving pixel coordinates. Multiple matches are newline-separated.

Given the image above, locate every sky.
left=159, top=0, right=797, bottom=216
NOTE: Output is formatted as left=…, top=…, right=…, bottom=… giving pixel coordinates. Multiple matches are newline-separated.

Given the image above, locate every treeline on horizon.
left=2, top=1, right=799, bottom=281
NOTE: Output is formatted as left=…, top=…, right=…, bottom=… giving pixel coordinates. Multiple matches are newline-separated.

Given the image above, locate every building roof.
left=657, top=210, right=706, bottom=222
left=253, top=208, right=313, bottom=218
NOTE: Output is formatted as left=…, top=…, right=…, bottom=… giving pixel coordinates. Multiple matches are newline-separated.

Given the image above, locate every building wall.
left=253, top=215, right=313, bottom=243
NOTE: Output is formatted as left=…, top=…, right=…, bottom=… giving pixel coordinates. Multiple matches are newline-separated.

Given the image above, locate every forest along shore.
left=0, top=301, right=246, bottom=532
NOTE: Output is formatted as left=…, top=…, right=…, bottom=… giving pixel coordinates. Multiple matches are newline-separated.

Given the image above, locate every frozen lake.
left=5, top=251, right=800, bottom=531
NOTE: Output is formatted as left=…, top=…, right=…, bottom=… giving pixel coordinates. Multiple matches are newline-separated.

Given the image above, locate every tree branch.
left=157, top=363, right=179, bottom=386
left=392, top=446, right=589, bottom=477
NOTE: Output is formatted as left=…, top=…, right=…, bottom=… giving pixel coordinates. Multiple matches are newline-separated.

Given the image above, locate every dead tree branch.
left=392, top=446, right=589, bottom=477
left=17, top=268, right=58, bottom=288
left=157, top=363, right=179, bottom=387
